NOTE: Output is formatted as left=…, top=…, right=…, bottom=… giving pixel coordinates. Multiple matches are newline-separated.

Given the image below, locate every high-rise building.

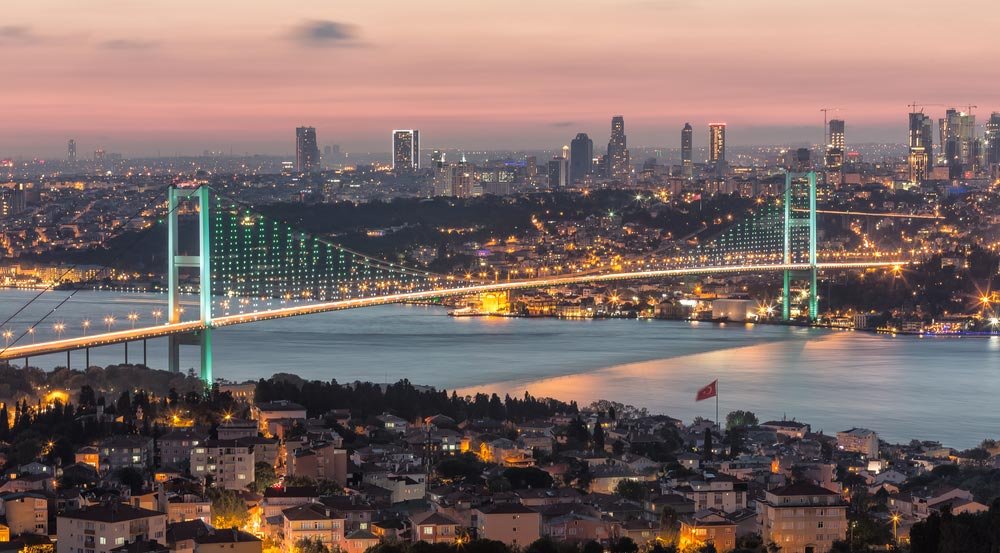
left=607, top=116, right=629, bottom=180
left=709, top=123, right=726, bottom=171
left=681, top=123, right=693, bottom=177
left=547, top=148, right=568, bottom=189
left=828, top=119, right=845, bottom=151
left=986, top=112, right=1000, bottom=169
left=68, top=139, right=77, bottom=163
left=392, top=130, right=420, bottom=171
left=295, top=127, right=320, bottom=173
left=908, top=112, right=934, bottom=184
left=569, top=133, right=593, bottom=185
left=940, top=109, right=975, bottom=178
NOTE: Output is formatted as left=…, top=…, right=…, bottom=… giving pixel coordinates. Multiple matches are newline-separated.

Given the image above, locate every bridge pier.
left=168, top=329, right=212, bottom=384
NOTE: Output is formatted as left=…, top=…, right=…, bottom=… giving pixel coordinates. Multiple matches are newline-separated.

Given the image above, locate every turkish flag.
left=696, top=380, right=718, bottom=402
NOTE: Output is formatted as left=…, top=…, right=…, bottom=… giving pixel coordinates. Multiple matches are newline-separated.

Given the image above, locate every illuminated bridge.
left=0, top=173, right=909, bottom=382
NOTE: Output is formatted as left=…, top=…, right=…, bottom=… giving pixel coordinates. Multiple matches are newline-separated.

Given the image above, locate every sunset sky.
left=4, top=0, right=999, bottom=157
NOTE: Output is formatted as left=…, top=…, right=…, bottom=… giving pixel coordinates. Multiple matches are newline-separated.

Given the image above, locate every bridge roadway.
left=0, top=261, right=904, bottom=361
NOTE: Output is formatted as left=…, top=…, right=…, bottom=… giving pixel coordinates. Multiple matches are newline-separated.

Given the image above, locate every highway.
left=0, top=261, right=906, bottom=361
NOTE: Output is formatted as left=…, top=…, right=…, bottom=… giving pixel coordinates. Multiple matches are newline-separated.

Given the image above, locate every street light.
left=82, top=319, right=91, bottom=335
left=890, top=512, right=901, bottom=545
left=27, top=327, right=35, bottom=343
left=54, top=322, right=65, bottom=339
left=2, top=329, right=12, bottom=347
left=104, top=315, right=115, bottom=332
left=128, top=312, right=139, bottom=328
left=152, top=309, right=163, bottom=325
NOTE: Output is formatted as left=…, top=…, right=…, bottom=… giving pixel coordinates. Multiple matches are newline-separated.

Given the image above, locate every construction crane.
left=908, top=102, right=944, bottom=114
left=820, top=107, right=842, bottom=147
left=961, top=104, right=978, bottom=115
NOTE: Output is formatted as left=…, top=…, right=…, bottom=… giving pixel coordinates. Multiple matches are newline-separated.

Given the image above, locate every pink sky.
left=3, top=0, right=999, bottom=156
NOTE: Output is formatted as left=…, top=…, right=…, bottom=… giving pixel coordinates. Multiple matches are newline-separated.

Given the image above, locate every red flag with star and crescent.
left=696, top=380, right=718, bottom=402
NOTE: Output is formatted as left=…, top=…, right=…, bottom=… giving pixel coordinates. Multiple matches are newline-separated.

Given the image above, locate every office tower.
left=569, top=133, right=593, bottom=184
left=68, top=139, right=77, bottom=163
left=828, top=120, right=845, bottom=151
left=908, top=112, right=934, bottom=184
left=295, top=127, right=320, bottom=173
left=681, top=123, right=693, bottom=177
left=607, top=116, right=629, bottom=180
left=940, top=109, right=975, bottom=178
left=392, top=129, right=420, bottom=171
left=450, top=161, right=475, bottom=197
left=709, top=123, right=726, bottom=171
left=547, top=148, right=568, bottom=189
left=986, top=113, right=1000, bottom=168
left=526, top=156, right=537, bottom=178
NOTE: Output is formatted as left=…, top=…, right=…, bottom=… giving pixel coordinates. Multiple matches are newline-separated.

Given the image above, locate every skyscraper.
left=825, top=119, right=845, bottom=171
left=392, top=130, right=420, bottom=171
left=607, top=116, right=629, bottom=180
left=68, top=139, right=77, bottom=163
left=908, top=112, right=934, bottom=184
left=681, top=123, right=693, bottom=178
left=569, top=133, right=593, bottom=185
left=548, top=148, right=568, bottom=189
left=709, top=123, right=726, bottom=170
left=940, top=109, right=975, bottom=178
left=295, top=127, right=320, bottom=173
left=828, top=119, right=845, bottom=151
left=986, top=112, right=1000, bottom=169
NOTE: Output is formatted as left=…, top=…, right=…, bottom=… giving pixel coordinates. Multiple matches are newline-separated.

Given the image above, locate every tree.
left=207, top=488, right=250, bottom=529
left=614, top=480, right=648, bottom=502
left=115, top=467, right=145, bottom=492
left=610, top=538, right=638, bottom=553
left=702, top=428, right=713, bottom=460
left=294, top=537, right=330, bottom=553
left=525, top=538, right=558, bottom=553
left=593, top=423, right=606, bottom=451
left=725, top=410, right=758, bottom=431
left=252, top=462, right=278, bottom=491
left=502, top=467, right=554, bottom=489
left=582, top=542, right=604, bottom=553
left=660, top=507, right=679, bottom=544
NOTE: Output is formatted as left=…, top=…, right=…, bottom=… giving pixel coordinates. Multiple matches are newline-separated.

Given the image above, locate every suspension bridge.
left=0, top=172, right=909, bottom=382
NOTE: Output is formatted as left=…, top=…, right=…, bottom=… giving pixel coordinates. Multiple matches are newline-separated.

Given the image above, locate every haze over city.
left=5, top=0, right=1000, bottom=156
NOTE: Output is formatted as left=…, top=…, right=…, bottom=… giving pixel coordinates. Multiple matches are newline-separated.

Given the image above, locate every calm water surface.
left=2, top=290, right=998, bottom=448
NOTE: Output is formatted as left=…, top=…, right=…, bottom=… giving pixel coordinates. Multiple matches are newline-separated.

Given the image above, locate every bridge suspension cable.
left=0, top=188, right=189, bottom=356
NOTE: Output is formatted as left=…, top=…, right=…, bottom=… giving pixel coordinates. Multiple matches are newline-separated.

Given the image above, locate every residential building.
left=99, top=436, right=154, bottom=472
left=392, top=130, right=420, bottom=171
left=1, top=492, right=49, bottom=536
left=251, top=402, right=307, bottom=438
left=295, top=127, right=320, bottom=173
left=194, top=529, right=262, bottom=553
left=280, top=504, right=344, bottom=553
left=288, top=442, right=347, bottom=486
left=410, top=512, right=462, bottom=544
left=158, top=429, right=209, bottom=469
left=190, top=440, right=255, bottom=491
left=473, top=504, right=540, bottom=547
left=758, top=482, right=847, bottom=553
left=836, top=428, right=878, bottom=458
left=680, top=509, right=736, bottom=553
left=57, top=503, right=167, bottom=553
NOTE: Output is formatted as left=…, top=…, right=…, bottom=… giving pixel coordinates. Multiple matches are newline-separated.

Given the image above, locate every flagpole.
left=716, top=380, right=720, bottom=432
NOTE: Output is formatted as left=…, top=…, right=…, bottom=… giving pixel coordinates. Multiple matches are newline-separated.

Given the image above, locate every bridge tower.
left=167, top=185, right=213, bottom=384
left=782, top=172, right=818, bottom=321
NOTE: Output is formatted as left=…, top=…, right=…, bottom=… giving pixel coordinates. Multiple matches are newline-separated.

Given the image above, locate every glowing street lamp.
left=152, top=309, right=163, bottom=325
left=127, top=312, right=139, bottom=328
left=82, top=319, right=91, bottom=335
left=54, top=322, right=65, bottom=339
left=27, top=327, right=35, bottom=343
left=890, top=512, right=901, bottom=544
left=104, top=315, right=115, bottom=332
left=2, top=329, right=12, bottom=347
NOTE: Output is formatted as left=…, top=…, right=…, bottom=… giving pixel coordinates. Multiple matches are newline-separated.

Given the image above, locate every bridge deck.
left=0, top=261, right=904, bottom=361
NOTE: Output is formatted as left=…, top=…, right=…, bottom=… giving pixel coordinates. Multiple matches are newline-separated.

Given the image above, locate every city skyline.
left=4, top=0, right=1000, bottom=156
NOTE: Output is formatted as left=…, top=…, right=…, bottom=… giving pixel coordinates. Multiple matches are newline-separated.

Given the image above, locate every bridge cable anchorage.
left=0, top=184, right=196, bottom=357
